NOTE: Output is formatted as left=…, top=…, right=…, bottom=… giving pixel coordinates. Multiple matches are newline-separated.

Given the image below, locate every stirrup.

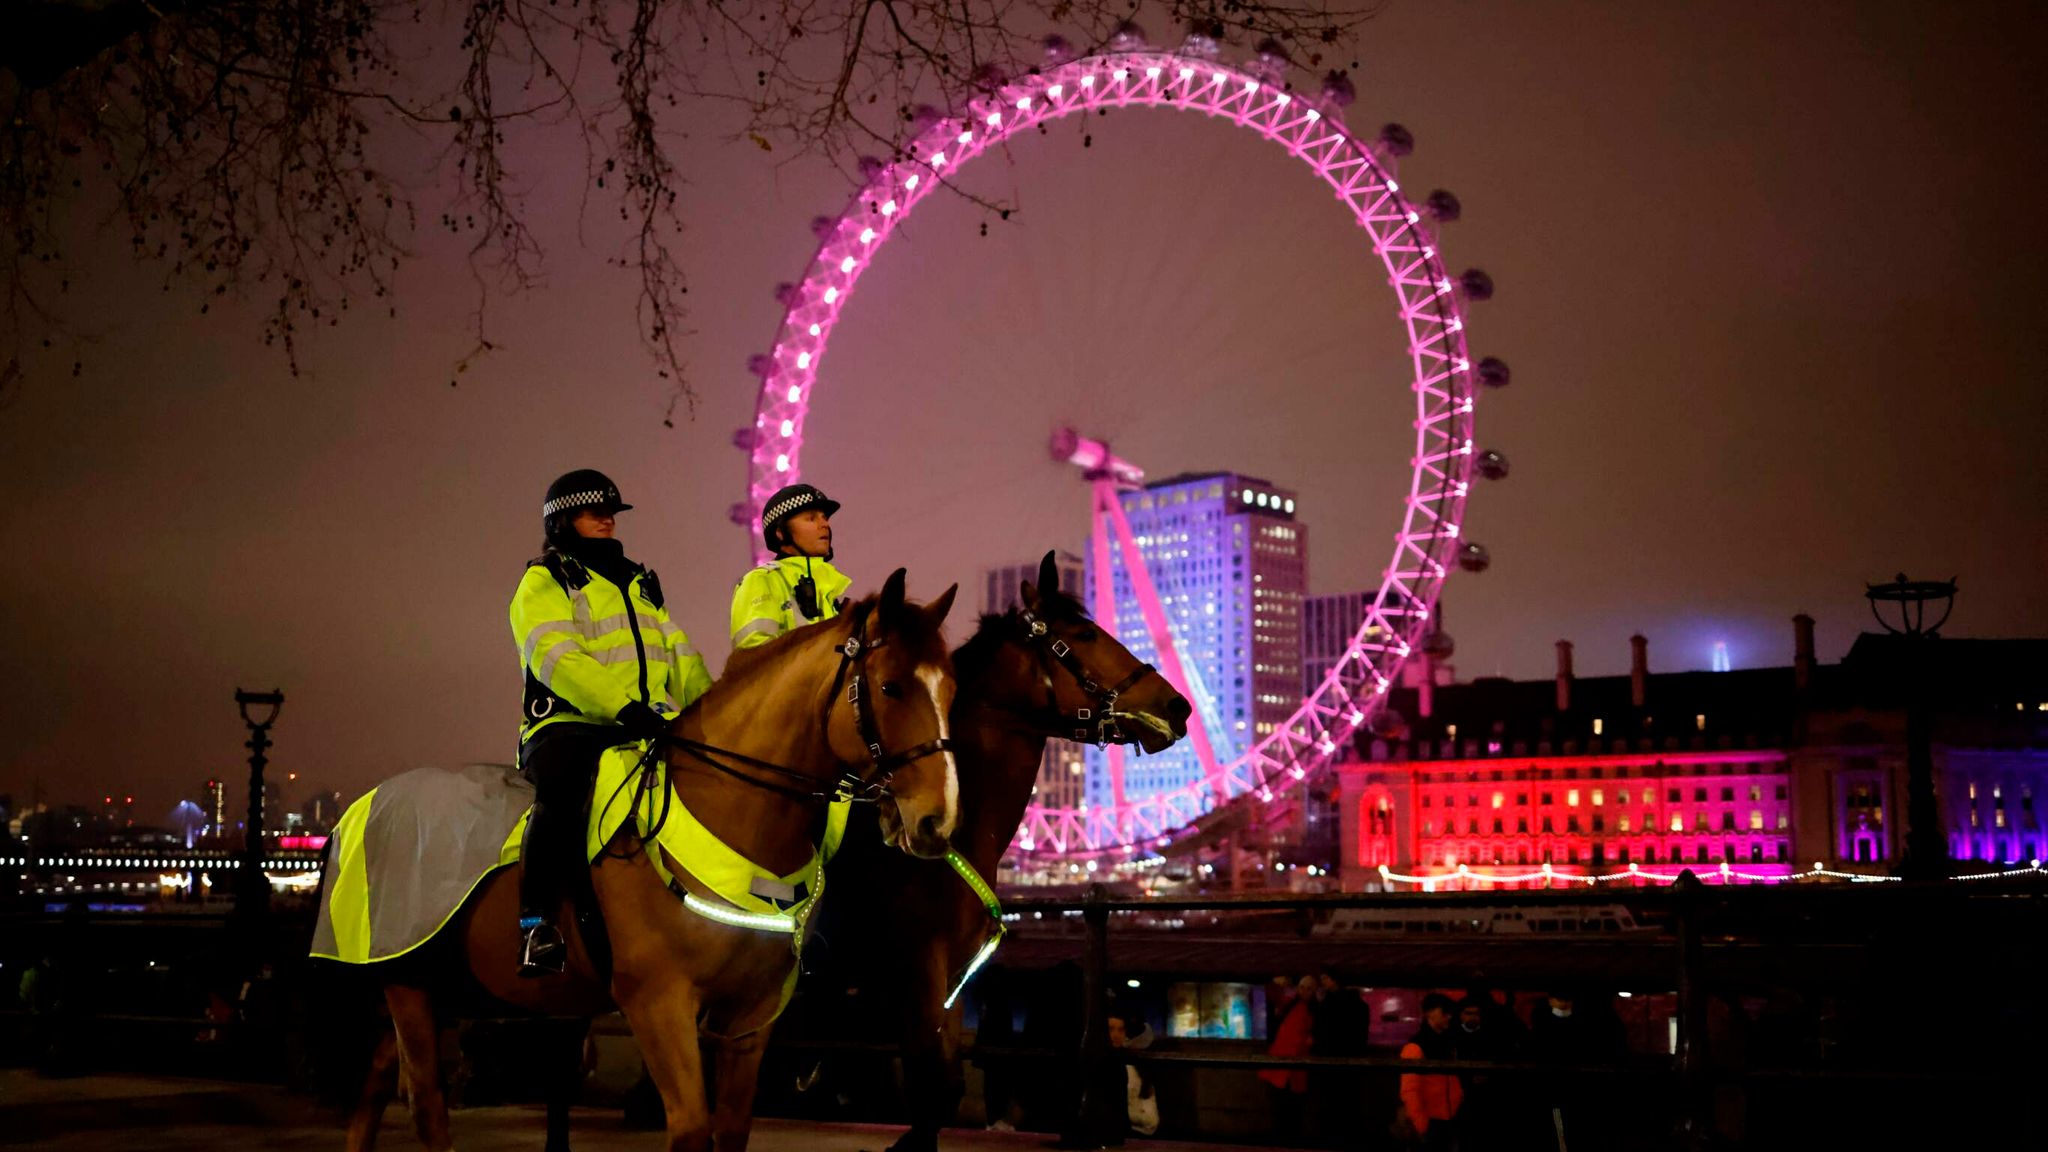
left=519, top=918, right=567, bottom=977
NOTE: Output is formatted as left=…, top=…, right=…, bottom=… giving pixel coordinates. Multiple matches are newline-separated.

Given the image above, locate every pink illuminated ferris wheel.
left=733, top=35, right=1509, bottom=859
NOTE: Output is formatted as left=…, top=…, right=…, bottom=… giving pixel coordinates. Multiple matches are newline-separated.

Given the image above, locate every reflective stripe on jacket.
left=729, top=556, right=852, bottom=651
left=511, top=562, right=712, bottom=737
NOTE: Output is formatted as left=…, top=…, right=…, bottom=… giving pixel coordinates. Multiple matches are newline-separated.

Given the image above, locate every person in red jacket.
left=1261, top=975, right=1316, bottom=1140
left=1400, top=993, right=1465, bottom=1149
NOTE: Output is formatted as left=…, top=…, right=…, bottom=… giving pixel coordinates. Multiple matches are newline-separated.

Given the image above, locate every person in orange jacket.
left=1400, top=993, right=1465, bottom=1149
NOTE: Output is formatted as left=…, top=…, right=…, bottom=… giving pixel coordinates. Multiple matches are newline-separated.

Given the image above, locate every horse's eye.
left=880, top=681, right=904, bottom=699
left=1075, top=628, right=1099, bottom=643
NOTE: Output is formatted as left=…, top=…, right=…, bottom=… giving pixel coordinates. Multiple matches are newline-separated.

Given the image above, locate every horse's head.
left=835, top=568, right=961, bottom=859
left=1008, top=550, right=1190, bottom=754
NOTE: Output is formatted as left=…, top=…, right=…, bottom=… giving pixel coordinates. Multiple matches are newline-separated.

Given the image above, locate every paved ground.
left=0, top=1071, right=1291, bottom=1151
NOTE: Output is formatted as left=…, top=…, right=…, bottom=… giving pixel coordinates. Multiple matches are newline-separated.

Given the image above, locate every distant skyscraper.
left=1084, top=472, right=1306, bottom=810
left=978, top=553, right=1090, bottom=816
left=1302, top=589, right=1373, bottom=701
left=980, top=551, right=1085, bottom=617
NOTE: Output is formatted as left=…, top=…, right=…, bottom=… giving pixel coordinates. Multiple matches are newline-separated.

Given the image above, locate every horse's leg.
left=344, top=1024, right=401, bottom=1152
left=385, top=984, right=456, bottom=1152
left=707, top=1023, right=773, bottom=1152
left=620, top=980, right=712, bottom=1152
left=888, top=944, right=959, bottom=1152
left=544, top=1017, right=590, bottom=1152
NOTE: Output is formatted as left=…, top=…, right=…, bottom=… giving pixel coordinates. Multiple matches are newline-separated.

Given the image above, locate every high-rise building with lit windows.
left=1083, top=472, right=1306, bottom=809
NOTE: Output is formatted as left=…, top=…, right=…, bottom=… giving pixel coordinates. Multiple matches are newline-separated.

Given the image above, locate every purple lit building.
left=1084, top=472, right=1306, bottom=810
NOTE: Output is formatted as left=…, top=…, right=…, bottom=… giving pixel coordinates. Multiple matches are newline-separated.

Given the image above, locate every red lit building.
left=1336, top=617, right=2048, bottom=889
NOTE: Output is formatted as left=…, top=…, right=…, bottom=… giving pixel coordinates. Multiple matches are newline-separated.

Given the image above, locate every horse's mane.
left=955, top=585, right=1092, bottom=671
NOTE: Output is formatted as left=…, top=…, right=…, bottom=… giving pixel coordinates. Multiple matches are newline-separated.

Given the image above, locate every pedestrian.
left=1307, top=970, right=1370, bottom=1144
left=1452, top=990, right=1522, bottom=1150
left=1260, top=975, right=1316, bottom=1141
left=1110, top=1010, right=1159, bottom=1138
left=1529, top=990, right=1627, bottom=1152
left=1398, top=992, right=1464, bottom=1150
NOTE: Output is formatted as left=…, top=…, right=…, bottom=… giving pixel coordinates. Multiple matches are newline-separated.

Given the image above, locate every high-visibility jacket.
left=729, top=555, right=852, bottom=651
left=511, top=554, right=712, bottom=738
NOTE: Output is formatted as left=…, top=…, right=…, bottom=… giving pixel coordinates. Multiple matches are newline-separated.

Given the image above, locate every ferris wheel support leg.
left=1089, top=485, right=1129, bottom=816
left=1099, top=483, right=1227, bottom=806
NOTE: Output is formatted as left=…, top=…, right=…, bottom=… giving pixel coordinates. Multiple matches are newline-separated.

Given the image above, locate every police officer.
left=510, top=469, right=712, bottom=975
left=730, top=483, right=852, bottom=651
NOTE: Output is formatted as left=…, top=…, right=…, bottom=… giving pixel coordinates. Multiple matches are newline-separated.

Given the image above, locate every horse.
left=338, top=569, right=961, bottom=1152
left=814, top=550, right=1191, bottom=1152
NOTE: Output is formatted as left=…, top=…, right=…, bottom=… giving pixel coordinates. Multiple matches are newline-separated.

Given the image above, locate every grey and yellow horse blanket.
left=311, top=750, right=848, bottom=965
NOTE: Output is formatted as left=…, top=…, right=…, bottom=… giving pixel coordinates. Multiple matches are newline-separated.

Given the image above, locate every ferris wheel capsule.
left=1477, top=449, right=1510, bottom=480
left=1477, top=356, right=1512, bottom=389
left=1456, top=542, right=1492, bottom=573
left=1378, top=123, right=1415, bottom=157
left=1426, top=190, right=1462, bottom=222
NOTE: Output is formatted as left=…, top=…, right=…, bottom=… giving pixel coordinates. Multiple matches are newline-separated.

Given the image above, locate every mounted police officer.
left=510, top=469, right=712, bottom=975
left=730, top=483, right=852, bottom=651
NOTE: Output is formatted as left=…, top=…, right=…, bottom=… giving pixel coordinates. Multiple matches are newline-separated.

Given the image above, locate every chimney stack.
left=1793, top=614, right=1815, bottom=693
left=1629, top=634, right=1648, bottom=709
left=1555, top=640, right=1575, bottom=712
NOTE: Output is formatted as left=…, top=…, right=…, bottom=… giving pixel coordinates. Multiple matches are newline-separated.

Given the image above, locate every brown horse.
left=816, top=551, right=1190, bottom=1152
left=344, top=569, right=961, bottom=1152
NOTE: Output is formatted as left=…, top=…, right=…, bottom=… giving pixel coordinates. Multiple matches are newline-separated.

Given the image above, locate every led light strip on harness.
left=943, top=849, right=1007, bottom=1009
left=682, top=891, right=799, bottom=933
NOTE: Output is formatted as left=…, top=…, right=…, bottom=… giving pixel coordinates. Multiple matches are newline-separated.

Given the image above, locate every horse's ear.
left=1037, top=550, right=1060, bottom=600
left=879, top=567, right=908, bottom=624
left=925, top=583, right=959, bottom=628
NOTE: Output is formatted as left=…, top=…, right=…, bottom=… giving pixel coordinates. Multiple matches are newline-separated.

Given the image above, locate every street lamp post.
left=234, top=688, right=285, bottom=916
left=1865, top=575, right=1954, bottom=881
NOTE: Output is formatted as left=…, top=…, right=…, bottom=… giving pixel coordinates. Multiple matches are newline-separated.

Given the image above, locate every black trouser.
left=518, top=722, right=621, bottom=922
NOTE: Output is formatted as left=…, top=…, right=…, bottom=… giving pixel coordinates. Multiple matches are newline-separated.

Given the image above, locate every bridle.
left=821, top=601, right=954, bottom=803
left=663, top=601, right=953, bottom=805
left=1003, top=605, right=1166, bottom=746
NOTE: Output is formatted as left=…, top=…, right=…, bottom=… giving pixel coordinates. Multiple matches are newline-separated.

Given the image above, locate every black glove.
left=616, top=700, right=670, bottom=744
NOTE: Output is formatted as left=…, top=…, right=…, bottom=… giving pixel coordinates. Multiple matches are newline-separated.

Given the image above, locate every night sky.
left=3, top=1, right=2043, bottom=820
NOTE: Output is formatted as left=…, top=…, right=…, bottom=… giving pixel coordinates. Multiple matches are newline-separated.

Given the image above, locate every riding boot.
left=518, top=801, right=567, bottom=977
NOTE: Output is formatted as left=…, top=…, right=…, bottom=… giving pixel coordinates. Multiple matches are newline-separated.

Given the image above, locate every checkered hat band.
left=763, top=492, right=819, bottom=524
left=542, top=490, right=610, bottom=516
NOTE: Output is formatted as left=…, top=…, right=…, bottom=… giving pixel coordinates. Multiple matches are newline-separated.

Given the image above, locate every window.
left=1619, top=845, right=1631, bottom=864
left=1777, top=842, right=1789, bottom=862
left=1721, top=787, right=1735, bottom=802
left=1751, top=844, right=1764, bottom=863
left=1592, top=815, right=1605, bottom=833
left=1491, top=792, right=1505, bottom=809
left=1668, top=788, right=1682, bottom=803
left=1541, top=792, right=1553, bottom=806
left=1423, top=821, right=1435, bottom=836
left=1567, top=789, right=1580, bottom=807
left=1619, top=815, right=1632, bottom=833
left=1517, top=817, right=1529, bottom=833
left=1750, top=810, right=1764, bottom=830
left=1592, top=788, right=1604, bottom=806
left=1750, top=785, right=1762, bottom=803
left=1593, top=718, right=1604, bottom=735
left=1721, top=812, right=1737, bottom=831
left=1567, top=816, right=1581, bottom=833
left=1996, top=810, right=2008, bottom=829
left=1616, top=788, right=1631, bottom=805
left=1644, top=846, right=1657, bottom=864
left=1777, top=812, right=1789, bottom=830
left=1695, top=813, right=1710, bottom=832
left=1696, top=714, right=1707, bottom=731
left=1694, top=787, right=1709, bottom=803
left=1776, top=785, right=1787, bottom=801
left=1423, top=794, right=1433, bottom=808
left=1542, top=816, right=1555, bottom=833
left=1670, top=814, right=1685, bottom=833
left=1518, top=793, right=1530, bottom=806
left=1491, top=818, right=1504, bottom=834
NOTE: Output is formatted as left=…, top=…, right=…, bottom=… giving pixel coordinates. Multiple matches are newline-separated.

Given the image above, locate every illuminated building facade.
left=1084, top=472, right=1306, bottom=808
left=1337, top=618, right=2048, bottom=888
